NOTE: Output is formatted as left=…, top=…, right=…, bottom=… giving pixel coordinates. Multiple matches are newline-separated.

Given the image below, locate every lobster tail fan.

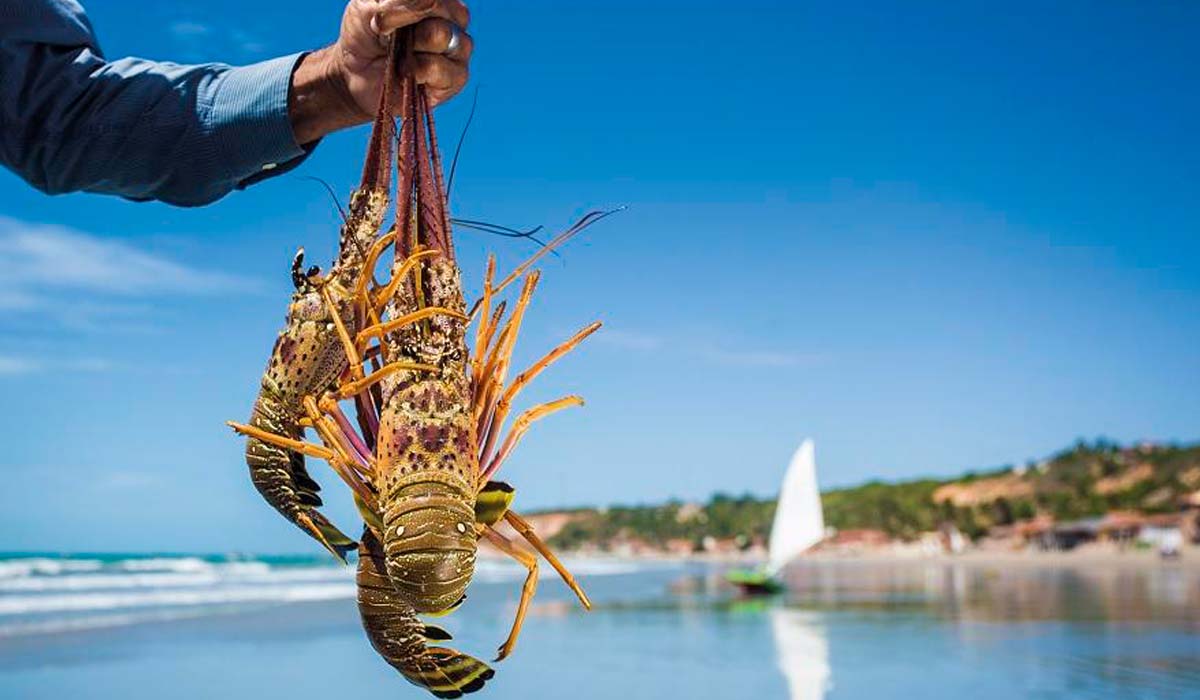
left=398, top=649, right=495, bottom=699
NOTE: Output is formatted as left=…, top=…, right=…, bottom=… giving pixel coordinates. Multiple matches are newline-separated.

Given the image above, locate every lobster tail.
left=245, top=390, right=356, bottom=561
left=357, top=531, right=494, bottom=698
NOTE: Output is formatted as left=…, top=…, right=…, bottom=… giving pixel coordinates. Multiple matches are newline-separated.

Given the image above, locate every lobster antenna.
left=299, top=176, right=348, bottom=224
left=450, top=219, right=542, bottom=238
left=451, top=219, right=557, bottom=257
left=446, top=86, right=479, bottom=200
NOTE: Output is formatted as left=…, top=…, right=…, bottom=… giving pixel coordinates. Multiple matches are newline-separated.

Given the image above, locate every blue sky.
left=2, top=1, right=1197, bottom=553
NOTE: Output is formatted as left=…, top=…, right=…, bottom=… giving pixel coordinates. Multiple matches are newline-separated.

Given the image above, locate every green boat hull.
left=725, top=568, right=785, bottom=595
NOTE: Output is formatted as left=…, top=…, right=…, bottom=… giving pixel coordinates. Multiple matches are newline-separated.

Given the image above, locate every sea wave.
left=0, top=553, right=667, bottom=637
left=0, top=558, right=104, bottom=579
left=0, top=583, right=358, bottom=616
left=0, top=565, right=352, bottom=593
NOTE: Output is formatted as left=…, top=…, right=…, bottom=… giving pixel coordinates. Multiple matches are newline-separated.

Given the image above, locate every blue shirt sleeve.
left=0, top=0, right=315, bottom=207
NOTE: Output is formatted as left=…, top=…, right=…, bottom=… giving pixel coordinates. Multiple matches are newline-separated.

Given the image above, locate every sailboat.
left=727, top=439, right=825, bottom=595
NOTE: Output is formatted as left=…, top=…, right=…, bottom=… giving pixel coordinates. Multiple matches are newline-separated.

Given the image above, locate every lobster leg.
left=500, top=322, right=602, bottom=405
left=480, top=396, right=583, bottom=481
left=504, top=510, right=591, bottom=610
left=470, top=255, right=498, bottom=376
left=226, top=421, right=336, bottom=461
left=481, top=526, right=538, bottom=662
left=334, top=360, right=439, bottom=399
left=319, top=285, right=366, bottom=380
left=355, top=306, right=469, bottom=348
left=473, top=273, right=540, bottom=431
left=353, top=229, right=397, bottom=303
left=371, top=248, right=440, bottom=313
left=301, top=397, right=376, bottom=502
left=478, top=321, right=601, bottom=466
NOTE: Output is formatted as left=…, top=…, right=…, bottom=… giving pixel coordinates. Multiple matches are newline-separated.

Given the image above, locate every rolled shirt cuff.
left=207, top=52, right=315, bottom=189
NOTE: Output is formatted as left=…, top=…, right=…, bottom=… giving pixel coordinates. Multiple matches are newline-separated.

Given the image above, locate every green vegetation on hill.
left=548, top=494, right=775, bottom=551
left=543, top=440, right=1200, bottom=550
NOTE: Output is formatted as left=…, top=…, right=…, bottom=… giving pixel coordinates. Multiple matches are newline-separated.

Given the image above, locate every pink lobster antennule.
left=322, top=398, right=374, bottom=467
left=353, top=389, right=379, bottom=452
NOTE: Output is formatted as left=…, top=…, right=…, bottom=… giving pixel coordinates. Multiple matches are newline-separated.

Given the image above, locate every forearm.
left=0, top=43, right=312, bottom=206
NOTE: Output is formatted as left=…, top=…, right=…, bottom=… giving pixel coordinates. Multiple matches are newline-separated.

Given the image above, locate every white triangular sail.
left=767, top=439, right=824, bottom=575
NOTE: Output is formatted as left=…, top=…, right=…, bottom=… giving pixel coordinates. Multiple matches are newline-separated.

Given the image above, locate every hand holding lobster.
left=290, top=0, right=473, bottom=143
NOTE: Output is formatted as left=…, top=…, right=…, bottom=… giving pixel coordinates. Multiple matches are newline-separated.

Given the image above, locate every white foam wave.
left=0, top=609, right=216, bottom=638
left=0, top=583, right=357, bottom=616
left=0, top=565, right=351, bottom=592
left=115, top=557, right=213, bottom=573
left=0, top=558, right=104, bottom=579
left=0, top=554, right=670, bottom=636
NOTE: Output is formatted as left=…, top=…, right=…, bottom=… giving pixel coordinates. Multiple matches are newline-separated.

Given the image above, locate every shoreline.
left=537, top=543, right=1200, bottom=570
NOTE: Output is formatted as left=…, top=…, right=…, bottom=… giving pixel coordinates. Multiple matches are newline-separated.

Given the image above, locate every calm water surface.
left=0, top=555, right=1197, bottom=699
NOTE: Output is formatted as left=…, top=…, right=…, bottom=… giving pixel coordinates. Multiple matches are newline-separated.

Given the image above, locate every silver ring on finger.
left=444, top=24, right=462, bottom=57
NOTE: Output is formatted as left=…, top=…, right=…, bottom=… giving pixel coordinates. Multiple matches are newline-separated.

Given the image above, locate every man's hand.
left=289, top=0, right=473, bottom=144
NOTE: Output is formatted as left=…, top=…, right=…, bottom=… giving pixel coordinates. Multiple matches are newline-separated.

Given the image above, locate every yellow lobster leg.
left=470, top=255, right=498, bottom=377
left=504, top=510, right=591, bottom=610
left=333, top=360, right=439, bottom=399
left=371, top=247, right=440, bottom=314
left=226, top=422, right=335, bottom=461
left=480, top=396, right=583, bottom=481
left=355, top=306, right=468, bottom=349
left=472, top=272, right=540, bottom=429
left=320, top=284, right=366, bottom=380
left=477, top=321, right=601, bottom=467
left=353, top=229, right=397, bottom=306
left=481, top=526, right=539, bottom=662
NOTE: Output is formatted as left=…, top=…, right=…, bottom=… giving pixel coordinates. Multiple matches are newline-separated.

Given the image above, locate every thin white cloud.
left=590, top=325, right=819, bottom=369
left=0, top=354, right=114, bottom=376
left=169, top=21, right=211, bottom=38
left=699, top=347, right=818, bottom=368
left=0, top=289, right=37, bottom=311
left=0, top=217, right=252, bottom=297
left=229, top=30, right=267, bottom=55
left=594, top=328, right=664, bottom=351
left=170, top=21, right=267, bottom=57
left=0, top=356, right=39, bottom=375
left=98, top=471, right=161, bottom=490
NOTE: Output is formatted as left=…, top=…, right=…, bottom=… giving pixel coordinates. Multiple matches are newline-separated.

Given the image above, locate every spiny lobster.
left=229, top=33, right=615, bottom=697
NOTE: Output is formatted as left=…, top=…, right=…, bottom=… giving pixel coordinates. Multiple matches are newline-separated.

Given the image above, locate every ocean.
left=0, top=553, right=1196, bottom=699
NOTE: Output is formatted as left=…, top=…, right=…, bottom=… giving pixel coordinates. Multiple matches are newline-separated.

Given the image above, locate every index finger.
left=446, top=0, right=469, bottom=28
left=374, top=0, right=468, bottom=35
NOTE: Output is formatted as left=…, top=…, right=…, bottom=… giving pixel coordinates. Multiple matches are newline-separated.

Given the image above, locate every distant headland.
left=506, top=440, right=1200, bottom=558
